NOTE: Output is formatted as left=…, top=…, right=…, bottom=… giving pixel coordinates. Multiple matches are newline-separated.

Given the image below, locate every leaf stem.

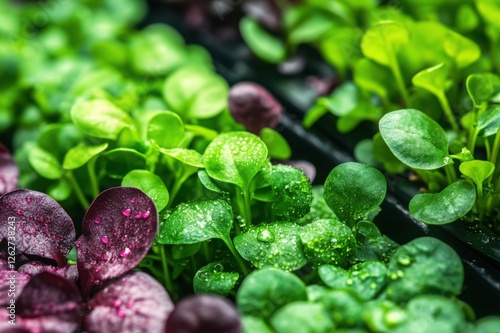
left=65, top=172, right=90, bottom=210
left=437, top=91, right=459, bottom=133
left=222, top=237, right=250, bottom=276
left=489, top=129, right=500, bottom=186
left=87, top=157, right=100, bottom=199
left=389, top=56, right=410, bottom=107
left=159, top=245, right=174, bottom=294
left=444, top=164, right=457, bottom=185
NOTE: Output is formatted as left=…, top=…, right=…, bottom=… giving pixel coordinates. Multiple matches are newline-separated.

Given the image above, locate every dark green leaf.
left=260, top=128, right=291, bottom=160
left=270, top=302, right=334, bottom=333
left=193, top=262, right=239, bottom=296
left=409, top=180, right=476, bottom=225
left=477, top=105, right=500, bottom=137
left=63, top=143, right=108, bottom=170
left=101, top=148, right=146, bottom=179
left=242, top=316, right=274, bottom=333
left=240, top=17, right=286, bottom=63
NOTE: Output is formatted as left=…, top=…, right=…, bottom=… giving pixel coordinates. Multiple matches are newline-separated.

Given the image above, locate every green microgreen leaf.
left=459, top=160, right=495, bottom=189
left=193, top=262, right=239, bottom=296
left=385, top=237, right=464, bottom=302
left=443, top=29, right=481, bottom=68
left=324, top=162, right=386, bottom=227
left=63, top=143, right=108, bottom=170
left=70, top=99, right=132, bottom=140
left=101, top=148, right=147, bottom=179
left=157, top=147, right=204, bottom=168
left=203, top=132, right=268, bottom=189
left=260, top=128, right=291, bottom=160
left=240, top=16, right=286, bottom=64
left=122, top=170, right=169, bottom=211
left=270, top=302, right=334, bottom=333
left=379, top=109, right=451, bottom=170
left=477, top=105, right=500, bottom=137
left=409, top=180, right=476, bottom=225
left=28, top=145, right=63, bottom=179
left=412, top=63, right=450, bottom=97
left=234, top=223, right=307, bottom=271
left=157, top=199, right=233, bottom=244
left=242, top=316, right=273, bottom=333
left=300, top=218, right=356, bottom=268
left=197, top=169, right=224, bottom=194
left=236, top=268, right=307, bottom=319
left=361, top=20, right=409, bottom=67
left=147, top=111, right=184, bottom=149
left=466, top=73, right=500, bottom=108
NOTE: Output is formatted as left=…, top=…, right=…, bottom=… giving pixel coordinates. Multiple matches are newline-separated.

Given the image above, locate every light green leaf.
left=260, top=128, right=291, bottom=160
left=63, top=143, right=108, bottom=170
left=354, top=58, right=397, bottom=101
left=156, top=199, right=233, bottom=244
left=122, top=170, right=169, bottom=211
left=157, top=147, right=204, bottom=168
left=477, top=105, right=500, bottom=137
left=240, top=17, right=286, bottom=64
left=324, top=162, right=387, bottom=227
left=28, top=146, right=63, bottom=179
left=284, top=6, right=338, bottom=45
left=361, top=20, right=409, bottom=67
left=203, top=132, right=268, bottom=189
left=270, top=302, right=334, bottom=333
left=379, top=109, right=450, bottom=170
left=412, top=63, right=450, bottom=97
left=242, top=316, right=273, bottom=333
left=443, top=30, right=481, bottom=68
left=147, top=111, right=184, bottom=149
left=70, top=99, right=132, bottom=140
left=409, top=181, right=476, bottom=225
left=466, top=73, right=500, bottom=108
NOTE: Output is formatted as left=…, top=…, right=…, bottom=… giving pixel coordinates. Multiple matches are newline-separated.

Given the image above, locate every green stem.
left=235, top=187, right=251, bottom=229
left=444, top=164, right=457, bottom=185
left=159, top=245, right=174, bottom=293
left=489, top=129, right=500, bottom=187
left=87, top=157, right=99, bottom=198
left=168, top=173, right=189, bottom=208
left=390, top=57, right=410, bottom=107
left=65, top=172, right=90, bottom=210
left=222, top=237, right=250, bottom=276
left=242, top=188, right=252, bottom=226
left=437, top=91, right=459, bottom=133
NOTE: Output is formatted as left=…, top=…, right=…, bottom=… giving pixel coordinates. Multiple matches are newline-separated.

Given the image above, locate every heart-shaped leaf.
left=63, top=143, right=108, bottom=170
left=16, top=272, right=82, bottom=333
left=193, top=262, right=239, bottom=296
left=379, top=109, right=450, bottom=170
left=166, top=294, right=241, bottom=333
left=147, top=111, right=184, bottom=149
left=156, top=199, right=233, bottom=245
left=412, top=63, right=450, bottom=97
left=76, top=187, right=157, bottom=297
left=0, top=190, right=75, bottom=266
left=122, top=170, right=169, bottom=212
left=466, top=73, right=500, bottom=108
left=324, top=162, right=386, bottom=227
left=459, top=160, right=495, bottom=188
left=386, top=237, right=464, bottom=302
left=236, top=268, right=307, bottom=320
left=0, top=144, right=18, bottom=195
left=70, top=99, right=132, bottom=140
left=84, top=272, right=174, bottom=333
left=203, top=132, right=268, bottom=190
left=477, top=105, right=500, bottom=137
left=409, top=180, right=476, bottom=225
left=234, top=223, right=307, bottom=271
left=300, top=218, right=356, bottom=268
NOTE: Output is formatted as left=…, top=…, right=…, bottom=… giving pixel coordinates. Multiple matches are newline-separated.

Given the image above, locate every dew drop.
left=26, top=196, right=32, bottom=203
left=102, top=254, right=109, bottom=261
left=257, top=229, right=275, bottom=243
left=93, top=218, right=101, bottom=225
left=142, top=211, right=150, bottom=218
left=113, top=300, right=122, bottom=308
left=120, top=248, right=131, bottom=257
left=101, top=236, right=109, bottom=244
left=16, top=210, right=23, bottom=216
left=397, top=256, right=411, bottom=266
left=116, top=309, right=125, bottom=318
left=122, top=208, right=131, bottom=217
left=75, top=242, right=80, bottom=248
left=213, top=263, right=224, bottom=272
left=130, top=198, right=136, bottom=203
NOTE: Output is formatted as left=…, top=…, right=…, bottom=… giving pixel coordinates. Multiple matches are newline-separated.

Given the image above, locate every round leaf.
left=270, top=302, right=334, bottom=333
left=409, top=180, right=476, bottom=225
left=466, top=73, right=500, bottom=108
left=379, top=109, right=450, bottom=170
left=0, top=189, right=75, bottom=266
left=459, top=160, right=495, bottom=188
left=236, top=268, right=307, bottom=319
left=28, top=146, right=63, bottom=179
left=260, top=128, right=291, bottom=160
left=63, top=143, right=108, bottom=170
left=122, top=170, right=169, bottom=211
left=193, top=262, right=239, bottom=296
left=70, top=99, right=132, bottom=140
left=234, top=223, right=307, bottom=271
left=156, top=199, right=233, bottom=244
left=76, top=187, right=158, bottom=297
left=386, top=237, right=464, bottom=302
left=147, top=111, right=184, bottom=149
left=203, top=132, right=268, bottom=189
left=324, top=162, right=386, bottom=226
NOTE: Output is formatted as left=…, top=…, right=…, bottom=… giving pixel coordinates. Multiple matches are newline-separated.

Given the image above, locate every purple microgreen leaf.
left=0, top=190, right=75, bottom=267
left=16, top=272, right=82, bottom=333
left=0, top=271, right=31, bottom=307
left=76, top=187, right=157, bottom=297
left=83, top=271, right=173, bottom=333
left=0, top=144, right=18, bottom=195
left=0, top=326, right=31, bottom=333
left=166, top=294, right=242, bottom=333
left=18, top=262, right=78, bottom=282
left=228, top=82, right=282, bottom=134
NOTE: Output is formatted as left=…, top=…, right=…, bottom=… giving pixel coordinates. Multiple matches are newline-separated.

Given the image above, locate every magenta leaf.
left=15, top=272, right=81, bottom=333
left=0, top=325, right=31, bottom=333
left=18, top=262, right=78, bottom=282
left=166, top=294, right=242, bottom=333
left=76, top=187, right=158, bottom=297
left=0, top=144, right=18, bottom=195
left=83, top=271, right=173, bottom=333
left=228, top=82, right=282, bottom=134
left=0, top=271, right=31, bottom=307
left=0, top=189, right=75, bottom=267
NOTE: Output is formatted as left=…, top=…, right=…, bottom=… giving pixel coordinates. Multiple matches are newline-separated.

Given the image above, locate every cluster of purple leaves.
left=0, top=149, right=241, bottom=332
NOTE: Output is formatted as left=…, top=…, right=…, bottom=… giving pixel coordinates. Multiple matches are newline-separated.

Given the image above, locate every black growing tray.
left=145, top=1, right=500, bottom=318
